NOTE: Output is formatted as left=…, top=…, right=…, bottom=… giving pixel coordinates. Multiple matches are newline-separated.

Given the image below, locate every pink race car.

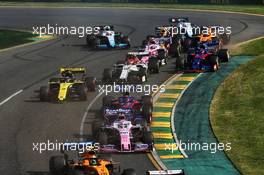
left=92, top=113, right=153, bottom=153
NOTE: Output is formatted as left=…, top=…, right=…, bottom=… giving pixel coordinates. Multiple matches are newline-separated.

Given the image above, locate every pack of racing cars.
left=43, top=19, right=231, bottom=174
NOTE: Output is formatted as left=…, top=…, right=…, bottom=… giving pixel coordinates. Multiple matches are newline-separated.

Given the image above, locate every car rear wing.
left=60, top=67, right=86, bottom=74
left=147, top=170, right=185, bottom=175
left=169, top=17, right=189, bottom=23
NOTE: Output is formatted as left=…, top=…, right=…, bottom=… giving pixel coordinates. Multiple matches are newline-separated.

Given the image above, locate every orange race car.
left=193, top=26, right=230, bottom=47
left=49, top=149, right=117, bottom=175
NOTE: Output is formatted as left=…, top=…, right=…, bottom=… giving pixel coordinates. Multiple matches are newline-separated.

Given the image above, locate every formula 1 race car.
left=92, top=113, right=153, bottom=153
left=102, top=93, right=153, bottom=124
left=142, top=37, right=168, bottom=71
left=175, top=44, right=229, bottom=72
left=102, top=52, right=149, bottom=84
left=39, top=67, right=96, bottom=102
left=86, top=25, right=130, bottom=49
left=169, top=17, right=194, bottom=38
left=49, top=148, right=117, bottom=175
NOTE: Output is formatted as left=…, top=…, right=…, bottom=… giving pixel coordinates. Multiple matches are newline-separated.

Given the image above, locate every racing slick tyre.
left=157, top=49, right=167, bottom=65
left=141, top=95, right=153, bottom=107
left=49, top=156, right=66, bottom=175
left=175, top=55, right=185, bottom=70
left=209, top=55, right=220, bottom=72
left=148, top=57, right=160, bottom=73
left=102, top=96, right=113, bottom=107
left=40, top=86, right=49, bottom=101
left=121, top=169, right=137, bottom=175
left=143, top=131, right=153, bottom=146
left=142, top=104, right=153, bottom=124
left=218, top=49, right=230, bottom=62
left=121, top=36, right=131, bottom=49
left=99, top=131, right=108, bottom=145
left=78, top=85, right=87, bottom=101
left=138, top=67, right=147, bottom=83
left=92, top=38, right=100, bottom=49
left=85, top=77, right=96, bottom=92
left=103, top=68, right=113, bottom=83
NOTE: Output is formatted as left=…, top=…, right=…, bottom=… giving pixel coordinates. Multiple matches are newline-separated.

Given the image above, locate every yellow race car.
left=39, top=67, right=96, bottom=102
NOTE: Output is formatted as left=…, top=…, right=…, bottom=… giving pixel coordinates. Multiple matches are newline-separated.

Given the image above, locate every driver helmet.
left=160, top=29, right=167, bottom=37
left=118, top=113, right=126, bottom=120
left=149, top=38, right=156, bottom=45
left=62, top=70, right=74, bottom=79
left=82, top=151, right=97, bottom=159
left=199, top=44, right=206, bottom=54
left=127, top=54, right=139, bottom=64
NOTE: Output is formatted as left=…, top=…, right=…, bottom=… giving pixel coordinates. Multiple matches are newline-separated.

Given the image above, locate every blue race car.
left=175, top=44, right=229, bottom=72
left=86, top=26, right=130, bottom=49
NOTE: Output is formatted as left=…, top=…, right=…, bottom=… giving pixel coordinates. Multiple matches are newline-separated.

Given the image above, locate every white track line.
left=0, top=89, right=23, bottom=106
left=79, top=91, right=104, bottom=142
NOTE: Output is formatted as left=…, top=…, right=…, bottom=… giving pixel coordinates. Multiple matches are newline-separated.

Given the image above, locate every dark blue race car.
left=176, top=44, right=229, bottom=72
left=86, top=26, right=130, bottom=49
left=101, top=93, right=153, bottom=125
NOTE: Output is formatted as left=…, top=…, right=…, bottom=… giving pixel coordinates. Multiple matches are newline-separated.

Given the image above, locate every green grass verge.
left=210, top=38, right=264, bottom=174
left=0, top=29, right=36, bottom=49
left=0, top=2, right=263, bottom=15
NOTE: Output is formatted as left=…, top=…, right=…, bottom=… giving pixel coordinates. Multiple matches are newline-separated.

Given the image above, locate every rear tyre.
left=148, top=58, right=160, bottom=73
left=138, top=67, right=147, bottom=83
left=142, top=104, right=153, bottom=124
left=158, top=49, right=167, bottom=65
left=49, top=156, right=66, bottom=175
left=218, top=49, right=229, bottom=62
left=121, top=36, right=130, bottom=48
left=141, top=95, right=153, bottom=107
left=210, top=55, right=219, bottom=72
left=143, top=131, right=153, bottom=145
left=40, top=86, right=49, bottom=101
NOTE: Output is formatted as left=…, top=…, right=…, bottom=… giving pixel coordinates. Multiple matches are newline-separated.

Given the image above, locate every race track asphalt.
left=0, top=7, right=263, bottom=175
